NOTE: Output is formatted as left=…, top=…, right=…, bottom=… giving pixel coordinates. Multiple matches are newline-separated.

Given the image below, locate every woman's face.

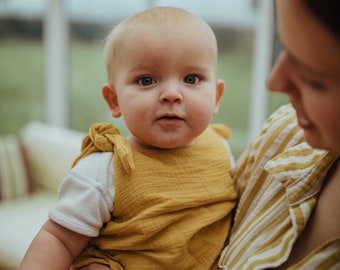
left=268, top=0, right=340, bottom=154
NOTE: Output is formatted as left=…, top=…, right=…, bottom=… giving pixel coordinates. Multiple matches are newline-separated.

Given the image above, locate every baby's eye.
left=184, top=74, right=201, bottom=84
left=137, top=76, right=156, bottom=86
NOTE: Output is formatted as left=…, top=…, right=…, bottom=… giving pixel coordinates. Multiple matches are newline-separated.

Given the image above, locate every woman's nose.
left=267, top=51, right=295, bottom=94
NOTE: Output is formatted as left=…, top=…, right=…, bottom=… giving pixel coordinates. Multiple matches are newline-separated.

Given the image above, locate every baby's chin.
left=151, top=139, right=196, bottom=150
left=127, top=136, right=195, bottom=151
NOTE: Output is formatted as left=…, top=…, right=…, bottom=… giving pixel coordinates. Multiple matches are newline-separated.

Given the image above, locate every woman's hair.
left=304, top=0, right=340, bottom=40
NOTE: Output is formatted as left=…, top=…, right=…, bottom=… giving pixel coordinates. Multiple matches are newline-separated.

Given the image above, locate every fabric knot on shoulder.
left=72, top=123, right=135, bottom=175
left=210, top=123, right=232, bottom=139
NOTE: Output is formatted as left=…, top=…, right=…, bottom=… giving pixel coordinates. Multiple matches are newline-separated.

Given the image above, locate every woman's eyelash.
left=300, top=75, right=324, bottom=90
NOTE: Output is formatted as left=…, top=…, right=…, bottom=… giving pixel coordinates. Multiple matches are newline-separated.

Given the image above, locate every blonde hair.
left=103, top=6, right=218, bottom=79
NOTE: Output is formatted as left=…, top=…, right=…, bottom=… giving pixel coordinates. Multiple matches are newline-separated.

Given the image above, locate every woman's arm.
left=19, top=219, right=91, bottom=270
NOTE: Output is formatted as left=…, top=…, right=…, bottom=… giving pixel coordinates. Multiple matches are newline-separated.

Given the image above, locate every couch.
left=0, top=122, right=84, bottom=270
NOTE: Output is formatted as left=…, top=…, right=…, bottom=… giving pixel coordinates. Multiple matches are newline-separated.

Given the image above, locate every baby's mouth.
left=159, top=116, right=181, bottom=120
left=156, top=114, right=184, bottom=125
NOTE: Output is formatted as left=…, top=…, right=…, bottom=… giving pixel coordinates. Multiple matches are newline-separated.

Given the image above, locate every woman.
left=219, top=0, right=340, bottom=269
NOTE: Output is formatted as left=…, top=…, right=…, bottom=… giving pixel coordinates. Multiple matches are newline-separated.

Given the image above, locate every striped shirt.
left=218, top=104, right=340, bottom=270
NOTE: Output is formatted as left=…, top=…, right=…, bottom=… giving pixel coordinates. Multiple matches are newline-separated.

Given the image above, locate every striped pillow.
left=0, top=135, right=32, bottom=201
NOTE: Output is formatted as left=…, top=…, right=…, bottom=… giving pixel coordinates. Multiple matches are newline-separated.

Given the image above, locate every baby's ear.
left=102, top=83, right=121, bottom=118
left=213, top=79, right=225, bottom=115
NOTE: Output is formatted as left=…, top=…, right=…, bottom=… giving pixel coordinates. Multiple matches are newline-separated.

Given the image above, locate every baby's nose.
left=159, top=84, right=183, bottom=103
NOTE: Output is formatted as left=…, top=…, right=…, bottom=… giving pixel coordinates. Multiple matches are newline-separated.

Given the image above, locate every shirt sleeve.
left=49, top=152, right=115, bottom=237
left=222, top=139, right=235, bottom=168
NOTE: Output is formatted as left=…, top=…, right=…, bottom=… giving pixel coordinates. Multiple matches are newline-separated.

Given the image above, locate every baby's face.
left=106, top=22, right=224, bottom=150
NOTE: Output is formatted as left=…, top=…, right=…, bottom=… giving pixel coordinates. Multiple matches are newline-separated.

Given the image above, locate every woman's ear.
left=102, top=83, right=121, bottom=118
left=213, top=79, right=225, bottom=115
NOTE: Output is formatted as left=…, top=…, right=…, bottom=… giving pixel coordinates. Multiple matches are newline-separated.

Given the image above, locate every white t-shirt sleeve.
left=222, top=139, right=235, bottom=168
left=49, top=152, right=115, bottom=237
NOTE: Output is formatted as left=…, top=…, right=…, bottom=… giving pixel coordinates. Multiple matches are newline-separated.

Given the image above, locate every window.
left=0, top=0, right=288, bottom=158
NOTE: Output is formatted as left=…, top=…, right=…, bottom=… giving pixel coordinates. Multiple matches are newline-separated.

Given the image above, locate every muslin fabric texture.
left=72, top=123, right=236, bottom=270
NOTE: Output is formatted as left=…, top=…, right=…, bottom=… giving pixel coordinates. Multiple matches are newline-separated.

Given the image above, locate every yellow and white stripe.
left=219, top=104, right=339, bottom=270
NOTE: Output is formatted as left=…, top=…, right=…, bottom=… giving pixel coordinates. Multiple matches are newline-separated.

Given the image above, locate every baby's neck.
left=127, top=136, right=195, bottom=151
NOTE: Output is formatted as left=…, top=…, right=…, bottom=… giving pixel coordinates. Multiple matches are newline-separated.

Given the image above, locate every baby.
left=20, top=7, right=236, bottom=270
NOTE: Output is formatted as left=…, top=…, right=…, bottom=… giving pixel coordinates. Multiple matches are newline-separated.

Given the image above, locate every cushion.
left=20, top=121, right=84, bottom=192
left=0, top=135, right=31, bottom=201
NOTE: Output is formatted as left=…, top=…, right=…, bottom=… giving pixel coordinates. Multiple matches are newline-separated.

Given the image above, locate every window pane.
left=0, top=9, right=44, bottom=134
left=0, top=0, right=289, bottom=158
